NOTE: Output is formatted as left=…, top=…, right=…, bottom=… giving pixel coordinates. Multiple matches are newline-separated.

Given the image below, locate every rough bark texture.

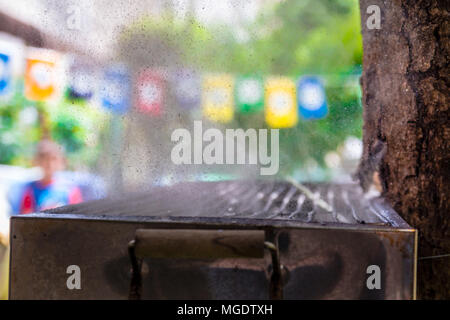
left=359, top=0, right=449, bottom=299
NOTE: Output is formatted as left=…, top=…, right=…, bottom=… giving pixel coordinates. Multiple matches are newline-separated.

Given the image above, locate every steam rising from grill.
left=47, top=180, right=387, bottom=225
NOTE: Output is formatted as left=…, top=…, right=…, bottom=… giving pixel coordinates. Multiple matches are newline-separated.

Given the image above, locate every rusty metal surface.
left=133, top=229, right=265, bottom=259
left=10, top=215, right=416, bottom=299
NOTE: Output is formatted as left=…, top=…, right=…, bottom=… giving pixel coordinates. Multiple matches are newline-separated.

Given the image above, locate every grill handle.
left=133, top=229, right=265, bottom=259
left=128, top=229, right=283, bottom=300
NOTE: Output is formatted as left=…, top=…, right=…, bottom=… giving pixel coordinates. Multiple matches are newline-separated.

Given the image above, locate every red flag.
left=136, top=69, right=164, bottom=115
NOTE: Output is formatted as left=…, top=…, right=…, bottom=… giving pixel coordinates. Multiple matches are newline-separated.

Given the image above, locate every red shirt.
left=20, top=180, right=82, bottom=214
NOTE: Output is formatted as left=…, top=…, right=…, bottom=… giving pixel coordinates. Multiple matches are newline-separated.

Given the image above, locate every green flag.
left=235, top=75, right=264, bottom=113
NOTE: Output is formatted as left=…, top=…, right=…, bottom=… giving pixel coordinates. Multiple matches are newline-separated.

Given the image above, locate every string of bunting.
left=0, top=35, right=362, bottom=129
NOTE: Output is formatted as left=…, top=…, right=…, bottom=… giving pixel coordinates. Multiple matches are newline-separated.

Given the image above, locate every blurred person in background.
left=19, top=139, right=83, bottom=214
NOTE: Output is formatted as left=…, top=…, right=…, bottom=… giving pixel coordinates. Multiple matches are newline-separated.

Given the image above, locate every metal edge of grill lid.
left=40, top=180, right=413, bottom=230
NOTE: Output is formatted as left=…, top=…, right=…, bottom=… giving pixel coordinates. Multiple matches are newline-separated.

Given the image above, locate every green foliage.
left=47, top=99, right=108, bottom=169
left=0, top=79, right=107, bottom=168
left=0, top=84, right=38, bottom=165
left=51, top=112, right=84, bottom=154
left=141, top=0, right=362, bottom=76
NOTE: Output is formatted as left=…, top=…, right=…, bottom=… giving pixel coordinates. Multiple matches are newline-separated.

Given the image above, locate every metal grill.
left=9, top=180, right=417, bottom=300
left=46, top=180, right=394, bottom=226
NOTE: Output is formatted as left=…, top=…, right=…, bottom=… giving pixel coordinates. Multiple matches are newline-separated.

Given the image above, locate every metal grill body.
left=9, top=180, right=417, bottom=299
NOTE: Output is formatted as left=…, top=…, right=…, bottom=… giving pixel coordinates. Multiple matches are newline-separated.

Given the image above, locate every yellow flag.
left=265, top=77, right=298, bottom=128
left=202, top=74, right=234, bottom=123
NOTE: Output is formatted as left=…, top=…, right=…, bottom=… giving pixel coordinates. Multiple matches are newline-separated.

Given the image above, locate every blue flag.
left=100, top=66, right=131, bottom=114
left=0, top=53, right=11, bottom=96
left=297, top=76, right=328, bottom=120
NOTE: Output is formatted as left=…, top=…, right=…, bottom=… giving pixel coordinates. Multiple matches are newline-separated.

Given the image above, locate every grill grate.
left=47, top=180, right=389, bottom=225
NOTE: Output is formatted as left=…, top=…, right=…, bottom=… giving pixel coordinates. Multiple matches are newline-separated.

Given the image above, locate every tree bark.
left=359, top=0, right=449, bottom=299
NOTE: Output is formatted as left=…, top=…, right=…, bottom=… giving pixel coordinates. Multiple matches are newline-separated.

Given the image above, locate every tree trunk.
left=359, top=0, right=449, bottom=299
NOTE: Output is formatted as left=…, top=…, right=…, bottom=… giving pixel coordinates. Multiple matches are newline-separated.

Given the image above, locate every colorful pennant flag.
left=24, top=48, right=61, bottom=101
left=235, top=75, right=263, bottom=113
left=100, top=65, right=131, bottom=114
left=202, top=74, right=234, bottom=123
left=67, top=57, right=96, bottom=101
left=265, top=77, right=298, bottom=128
left=297, top=76, right=327, bottom=119
left=0, top=53, right=11, bottom=96
left=173, top=69, right=201, bottom=110
left=136, top=69, right=164, bottom=115
left=0, top=34, right=25, bottom=98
